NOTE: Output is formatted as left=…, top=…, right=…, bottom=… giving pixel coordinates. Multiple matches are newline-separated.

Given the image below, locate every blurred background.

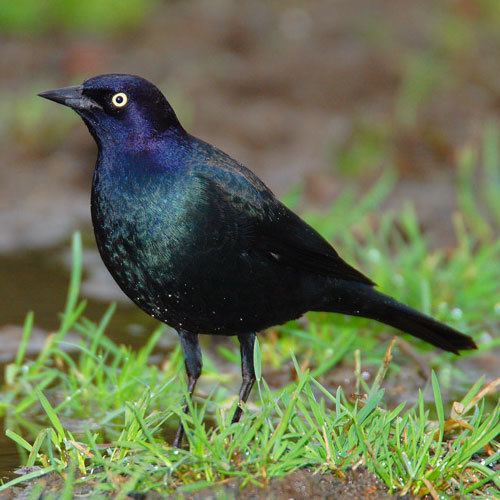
left=1, top=0, right=500, bottom=350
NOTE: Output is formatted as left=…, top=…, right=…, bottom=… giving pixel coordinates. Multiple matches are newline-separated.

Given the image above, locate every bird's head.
left=39, top=74, right=182, bottom=148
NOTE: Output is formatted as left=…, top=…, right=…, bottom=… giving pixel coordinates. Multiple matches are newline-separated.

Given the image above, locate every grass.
left=0, top=0, right=157, bottom=35
left=0, top=129, right=499, bottom=496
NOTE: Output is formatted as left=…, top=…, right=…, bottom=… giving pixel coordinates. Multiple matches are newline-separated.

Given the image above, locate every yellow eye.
left=111, top=92, right=128, bottom=108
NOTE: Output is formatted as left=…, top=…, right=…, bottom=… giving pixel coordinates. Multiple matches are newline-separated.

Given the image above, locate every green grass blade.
left=5, top=429, right=32, bottom=453
left=36, top=389, right=65, bottom=442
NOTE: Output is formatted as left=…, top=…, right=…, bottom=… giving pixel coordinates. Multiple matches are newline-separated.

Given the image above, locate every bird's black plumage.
left=39, top=74, right=477, bottom=446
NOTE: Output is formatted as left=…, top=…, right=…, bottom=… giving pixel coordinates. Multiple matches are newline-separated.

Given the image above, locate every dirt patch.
left=178, top=468, right=391, bottom=500
left=0, top=468, right=94, bottom=499
left=1, top=467, right=392, bottom=499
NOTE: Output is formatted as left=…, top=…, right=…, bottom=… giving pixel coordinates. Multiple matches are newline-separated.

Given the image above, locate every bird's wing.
left=256, top=203, right=375, bottom=285
left=192, top=165, right=375, bottom=286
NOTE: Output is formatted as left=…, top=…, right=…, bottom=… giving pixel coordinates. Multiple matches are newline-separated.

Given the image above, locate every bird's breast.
left=91, top=164, right=194, bottom=312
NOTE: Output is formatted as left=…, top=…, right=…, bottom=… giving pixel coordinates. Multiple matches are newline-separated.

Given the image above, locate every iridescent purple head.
left=39, top=74, right=181, bottom=147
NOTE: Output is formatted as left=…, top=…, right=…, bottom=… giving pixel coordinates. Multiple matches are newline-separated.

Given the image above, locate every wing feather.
left=193, top=167, right=375, bottom=286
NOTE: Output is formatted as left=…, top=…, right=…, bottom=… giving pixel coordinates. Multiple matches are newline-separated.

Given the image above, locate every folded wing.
left=193, top=167, right=375, bottom=286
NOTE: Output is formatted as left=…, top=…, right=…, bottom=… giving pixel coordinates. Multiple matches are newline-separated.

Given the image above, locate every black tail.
left=328, top=281, right=477, bottom=354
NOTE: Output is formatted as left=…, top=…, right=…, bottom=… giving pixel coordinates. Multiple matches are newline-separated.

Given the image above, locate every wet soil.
left=180, top=468, right=391, bottom=500
left=0, top=467, right=392, bottom=499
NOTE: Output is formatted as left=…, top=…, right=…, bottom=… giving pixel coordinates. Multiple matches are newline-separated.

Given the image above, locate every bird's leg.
left=173, top=330, right=202, bottom=448
left=231, top=333, right=256, bottom=424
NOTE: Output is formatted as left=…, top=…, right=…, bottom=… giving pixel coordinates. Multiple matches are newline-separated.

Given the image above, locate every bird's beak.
left=38, top=85, right=101, bottom=111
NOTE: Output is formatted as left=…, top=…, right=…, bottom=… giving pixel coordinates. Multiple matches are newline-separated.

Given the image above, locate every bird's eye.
left=111, top=92, right=128, bottom=108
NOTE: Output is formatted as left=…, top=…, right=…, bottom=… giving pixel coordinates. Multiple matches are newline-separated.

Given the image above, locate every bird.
left=39, top=74, right=477, bottom=447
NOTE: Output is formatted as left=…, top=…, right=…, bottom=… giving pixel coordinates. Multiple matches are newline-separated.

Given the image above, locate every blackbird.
left=39, top=74, right=476, bottom=446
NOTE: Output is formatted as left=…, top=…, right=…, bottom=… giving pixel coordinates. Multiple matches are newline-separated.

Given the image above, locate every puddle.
left=0, top=241, right=164, bottom=351
left=0, top=430, right=20, bottom=483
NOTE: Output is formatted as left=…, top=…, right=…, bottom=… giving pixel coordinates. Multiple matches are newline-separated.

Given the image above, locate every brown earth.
left=1, top=467, right=393, bottom=499
left=180, top=468, right=392, bottom=500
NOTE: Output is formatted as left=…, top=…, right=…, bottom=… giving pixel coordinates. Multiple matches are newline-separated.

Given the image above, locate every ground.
left=2, top=468, right=390, bottom=499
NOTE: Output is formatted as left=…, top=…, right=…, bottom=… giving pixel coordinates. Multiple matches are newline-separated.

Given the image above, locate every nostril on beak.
left=38, top=85, right=100, bottom=110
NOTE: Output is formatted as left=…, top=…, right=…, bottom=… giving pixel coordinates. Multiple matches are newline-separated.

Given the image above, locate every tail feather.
left=328, top=281, right=477, bottom=354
